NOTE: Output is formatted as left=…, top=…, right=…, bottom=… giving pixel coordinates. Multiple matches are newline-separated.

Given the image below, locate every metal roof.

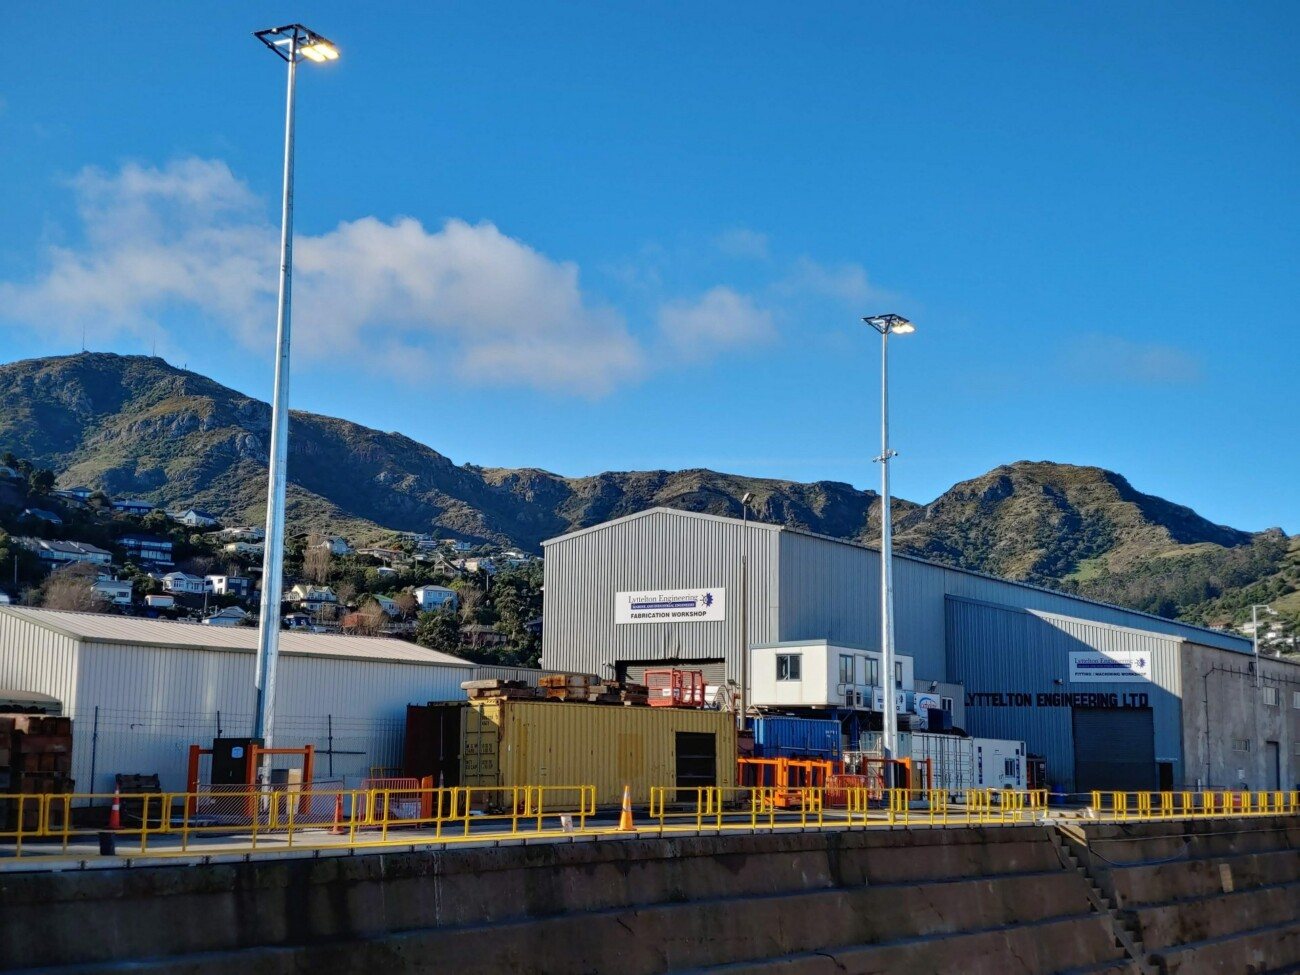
left=543, top=507, right=1250, bottom=652
left=0, top=606, right=474, bottom=667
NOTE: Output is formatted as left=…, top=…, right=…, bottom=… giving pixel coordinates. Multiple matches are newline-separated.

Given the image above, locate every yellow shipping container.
left=462, top=700, right=737, bottom=806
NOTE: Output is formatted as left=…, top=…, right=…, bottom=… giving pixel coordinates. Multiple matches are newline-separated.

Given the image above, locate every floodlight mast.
left=250, top=25, right=338, bottom=770
left=862, top=314, right=916, bottom=782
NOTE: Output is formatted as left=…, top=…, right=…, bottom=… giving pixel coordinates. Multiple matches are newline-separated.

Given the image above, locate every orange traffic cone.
left=108, top=789, right=122, bottom=830
left=329, top=793, right=346, bottom=835
left=618, top=784, right=635, bottom=831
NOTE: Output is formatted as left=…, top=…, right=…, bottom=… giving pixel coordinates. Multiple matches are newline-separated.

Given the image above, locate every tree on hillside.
left=303, top=535, right=332, bottom=583
left=29, top=469, right=55, bottom=496
left=41, top=563, right=107, bottom=613
left=416, top=609, right=461, bottom=654
left=393, top=591, right=418, bottom=619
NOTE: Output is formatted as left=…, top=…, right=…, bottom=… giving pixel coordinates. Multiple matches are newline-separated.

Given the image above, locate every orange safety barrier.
left=737, top=756, right=837, bottom=808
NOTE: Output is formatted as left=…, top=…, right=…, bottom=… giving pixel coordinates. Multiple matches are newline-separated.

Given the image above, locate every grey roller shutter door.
left=620, top=659, right=728, bottom=687
left=1073, top=707, right=1156, bottom=793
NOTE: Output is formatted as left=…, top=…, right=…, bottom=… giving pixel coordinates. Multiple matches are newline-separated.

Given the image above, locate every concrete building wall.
left=1179, top=644, right=1300, bottom=791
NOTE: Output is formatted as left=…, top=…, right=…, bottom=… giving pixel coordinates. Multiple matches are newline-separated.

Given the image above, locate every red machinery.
left=644, top=669, right=706, bottom=708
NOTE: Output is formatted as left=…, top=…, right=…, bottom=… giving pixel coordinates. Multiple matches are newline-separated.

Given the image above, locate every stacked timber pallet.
left=460, top=675, right=650, bottom=706
left=0, top=714, right=74, bottom=831
left=539, top=674, right=649, bottom=706
left=462, top=679, right=539, bottom=701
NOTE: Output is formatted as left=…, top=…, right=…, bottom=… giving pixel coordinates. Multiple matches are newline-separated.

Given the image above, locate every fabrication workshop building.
left=541, top=508, right=1299, bottom=794
left=0, top=606, right=473, bottom=793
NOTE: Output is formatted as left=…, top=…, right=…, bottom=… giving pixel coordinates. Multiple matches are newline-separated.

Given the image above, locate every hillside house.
left=289, top=584, right=338, bottom=613
left=17, top=538, right=112, bottom=567
left=173, top=509, right=218, bottom=528
left=119, top=534, right=174, bottom=566
left=205, top=575, right=252, bottom=599
left=91, top=576, right=134, bottom=606
left=21, top=508, right=62, bottom=525
left=112, top=499, right=155, bottom=516
left=161, top=572, right=206, bottom=595
left=412, top=585, right=458, bottom=612
left=145, top=593, right=175, bottom=610
left=202, top=606, right=251, bottom=627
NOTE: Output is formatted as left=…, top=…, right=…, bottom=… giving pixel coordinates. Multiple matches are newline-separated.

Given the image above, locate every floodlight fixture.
left=863, top=313, right=916, bottom=335
left=254, top=24, right=340, bottom=64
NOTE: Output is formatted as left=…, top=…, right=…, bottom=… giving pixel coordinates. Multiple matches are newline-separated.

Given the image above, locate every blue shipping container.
left=753, top=716, right=842, bottom=759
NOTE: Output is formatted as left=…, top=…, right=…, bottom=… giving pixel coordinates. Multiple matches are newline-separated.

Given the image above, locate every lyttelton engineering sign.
left=615, top=588, right=726, bottom=624
left=1068, top=650, right=1152, bottom=684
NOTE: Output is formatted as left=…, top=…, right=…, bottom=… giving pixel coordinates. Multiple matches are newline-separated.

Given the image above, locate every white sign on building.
left=615, top=588, right=726, bottom=625
left=1068, top=650, right=1152, bottom=684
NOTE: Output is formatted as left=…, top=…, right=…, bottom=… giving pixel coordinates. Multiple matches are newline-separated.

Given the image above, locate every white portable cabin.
left=751, top=640, right=915, bottom=711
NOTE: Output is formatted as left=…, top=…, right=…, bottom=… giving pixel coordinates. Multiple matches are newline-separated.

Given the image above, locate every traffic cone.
left=329, top=793, right=346, bottom=835
left=107, top=789, right=122, bottom=831
left=618, top=784, right=635, bottom=831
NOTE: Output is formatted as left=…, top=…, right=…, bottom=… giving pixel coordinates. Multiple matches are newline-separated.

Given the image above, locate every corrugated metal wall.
left=0, top=612, right=78, bottom=711
left=777, top=531, right=1247, bottom=681
left=945, top=596, right=1185, bottom=791
left=541, top=510, right=781, bottom=685
left=465, top=699, right=737, bottom=805
left=62, top=637, right=471, bottom=793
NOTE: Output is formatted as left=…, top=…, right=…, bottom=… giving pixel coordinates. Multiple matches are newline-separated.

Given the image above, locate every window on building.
left=1003, top=758, right=1018, bottom=778
left=864, top=658, right=880, bottom=687
left=1293, top=742, right=1300, bottom=757
left=941, top=696, right=954, bottom=713
left=1263, top=686, right=1279, bottom=707
left=1232, top=738, right=1251, bottom=752
left=839, top=654, right=855, bottom=685
left=776, top=654, right=802, bottom=681
left=1292, top=690, right=1300, bottom=710
left=895, top=662, right=903, bottom=689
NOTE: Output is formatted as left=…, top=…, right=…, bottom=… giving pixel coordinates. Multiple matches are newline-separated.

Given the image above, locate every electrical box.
left=211, top=737, right=262, bottom=786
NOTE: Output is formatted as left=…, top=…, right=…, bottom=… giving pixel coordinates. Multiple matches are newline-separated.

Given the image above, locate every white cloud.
left=657, top=286, right=777, bottom=362
left=782, top=256, right=876, bottom=307
left=714, top=227, right=770, bottom=260
left=0, top=158, right=642, bottom=396
left=1060, top=334, right=1204, bottom=386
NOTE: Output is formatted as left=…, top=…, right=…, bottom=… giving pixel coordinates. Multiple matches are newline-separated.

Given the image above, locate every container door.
left=675, top=731, right=717, bottom=800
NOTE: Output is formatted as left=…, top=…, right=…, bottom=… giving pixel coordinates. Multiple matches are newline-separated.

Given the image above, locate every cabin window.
left=776, top=654, right=802, bottom=681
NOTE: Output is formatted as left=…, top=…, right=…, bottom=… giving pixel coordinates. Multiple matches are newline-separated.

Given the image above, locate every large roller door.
left=618, top=658, right=727, bottom=687
left=1072, top=707, right=1156, bottom=793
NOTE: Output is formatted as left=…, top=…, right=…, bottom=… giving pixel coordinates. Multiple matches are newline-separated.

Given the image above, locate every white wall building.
left=161, top=572, right=206, bottom=595
left=0, top=606, right=474, bottom=793
left=91, top=577, right=134, bottom=607
left=412, top=585, right=458, bottom=612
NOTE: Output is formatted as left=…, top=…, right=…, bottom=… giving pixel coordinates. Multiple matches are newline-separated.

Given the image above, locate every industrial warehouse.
left=540, top=507, right=1300, bottom=795
left=0, top=606, right=473, bottom=794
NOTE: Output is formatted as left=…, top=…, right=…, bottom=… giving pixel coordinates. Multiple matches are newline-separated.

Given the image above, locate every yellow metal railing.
left=4, top=785, right=1298, bottom=860
left=1090, top=789, right=1300, bottom=821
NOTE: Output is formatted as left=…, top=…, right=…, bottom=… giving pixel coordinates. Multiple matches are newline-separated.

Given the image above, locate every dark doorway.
left=1266, top=741, right=1281, bottom=791
left=675, top=732, right=717, bottom=800
left=403, top=703, right=462, bottom=786
left=1158, top=762, right=1174, bottom=792
left=1072, top=707, right=1156, bottom=793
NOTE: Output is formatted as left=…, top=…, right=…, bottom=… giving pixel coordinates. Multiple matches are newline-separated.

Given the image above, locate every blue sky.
left=1, top=2, right=1295, bottom=531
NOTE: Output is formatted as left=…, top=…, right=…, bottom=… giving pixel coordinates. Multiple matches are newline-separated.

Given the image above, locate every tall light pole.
left=862, top=314, right=916, bottom=778
left=1250, top=604, right=1276, bottom=683
left=739, top=492, right=754, bottom=730
left=251, top=24, right=339, bottom=761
